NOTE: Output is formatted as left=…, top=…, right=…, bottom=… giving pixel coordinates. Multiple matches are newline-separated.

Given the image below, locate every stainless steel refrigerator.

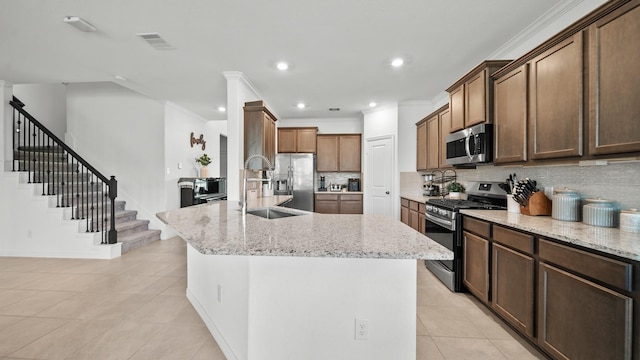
left=274, top=154, right=315, bottom=212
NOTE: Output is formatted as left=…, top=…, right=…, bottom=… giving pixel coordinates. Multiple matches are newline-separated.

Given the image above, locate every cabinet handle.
left=386, top=191, right=390, bottom=194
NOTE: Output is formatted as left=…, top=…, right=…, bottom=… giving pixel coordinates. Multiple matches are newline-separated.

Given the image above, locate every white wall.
left=163, top=103, right=227, bottom=227
left=66, top=82, right=167, bottom=235
left=278, top=117, right=363, bottom=134
left=13, top=83, right=67, bottom=140
left=223, top=72, right=266, bottom=202
left=1, top=81, right=12, bottom=166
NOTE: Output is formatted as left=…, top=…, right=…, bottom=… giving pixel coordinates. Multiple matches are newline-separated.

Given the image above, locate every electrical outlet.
left=354, top=318, right=369, bottom=340
left=217, top=284, right=222, bottom=303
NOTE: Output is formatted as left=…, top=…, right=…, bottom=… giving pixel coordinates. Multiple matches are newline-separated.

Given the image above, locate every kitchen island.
left=156, top=197, right=451, bottom=360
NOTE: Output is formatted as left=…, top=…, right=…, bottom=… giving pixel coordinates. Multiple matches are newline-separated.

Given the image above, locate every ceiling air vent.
left=136, top=32, right=175, bottom=50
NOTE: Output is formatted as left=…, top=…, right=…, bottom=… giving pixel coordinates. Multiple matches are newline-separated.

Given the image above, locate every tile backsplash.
left=407, top=161, right=640, bottom=210
left=317, top=172, right=361, bottom=190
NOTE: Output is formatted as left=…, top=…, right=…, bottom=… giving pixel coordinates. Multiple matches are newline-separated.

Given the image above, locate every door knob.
left=385, top=191, right=390, bottom=194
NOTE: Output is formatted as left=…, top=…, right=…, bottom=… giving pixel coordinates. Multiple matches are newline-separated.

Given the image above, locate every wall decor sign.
left=190, top=132, right=206, bottom=150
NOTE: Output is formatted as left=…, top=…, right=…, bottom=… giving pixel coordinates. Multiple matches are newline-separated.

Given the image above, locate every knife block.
left=520, top=191, right=552, bottom=216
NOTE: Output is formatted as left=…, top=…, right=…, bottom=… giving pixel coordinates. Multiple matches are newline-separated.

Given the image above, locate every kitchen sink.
left=246, top=208, right=303, bottom=220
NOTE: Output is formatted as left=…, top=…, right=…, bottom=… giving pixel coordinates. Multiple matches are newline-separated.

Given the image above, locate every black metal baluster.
left=44, top=134, right=48, bottom=196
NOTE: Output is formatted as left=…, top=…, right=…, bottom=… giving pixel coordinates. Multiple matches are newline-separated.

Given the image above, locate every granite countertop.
left=156, top=197, right=452, bottom=261
left=461, top=210, right=640, bottom=262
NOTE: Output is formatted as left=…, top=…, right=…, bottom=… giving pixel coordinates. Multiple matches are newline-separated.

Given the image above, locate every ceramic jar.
left=582, top=198, right=618, bottom=227
left=620, top=209, right=640, bottom=233
left=552, top=188, right=581, bottom=222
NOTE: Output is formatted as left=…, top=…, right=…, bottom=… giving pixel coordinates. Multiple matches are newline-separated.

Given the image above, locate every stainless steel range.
left=424, top=181, right=507, bottom=292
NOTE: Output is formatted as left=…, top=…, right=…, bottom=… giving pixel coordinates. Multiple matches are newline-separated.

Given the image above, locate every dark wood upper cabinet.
left=447, top=61, right=511, bottom=133
left=588, top=0, right=640, bottom=155
left=529, top=32, right=584, bottom=160
left=426, top=115, right=440, bottom=170
left=244, top=100, right=277, bottom=170
left=416, top=120, right=427, bottom=171
left=493, top=64, right=528, bottom=164
left=277, top=127, right=317, bottom=153
left=438, top=106, right=452, bottom=168
left=317, top=134, right=361, bottom=172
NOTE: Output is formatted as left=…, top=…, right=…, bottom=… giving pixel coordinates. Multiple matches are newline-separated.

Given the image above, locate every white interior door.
left=366, top=136, right=393, bottom=216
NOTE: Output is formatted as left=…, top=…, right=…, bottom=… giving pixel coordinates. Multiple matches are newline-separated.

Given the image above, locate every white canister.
left=582, top=198, right=618, bottom=227
left=620, top=209, right=640, bottom=233
left=552, top=188, right=581, bottom=222
left=507, top=195, right=521, bottom=214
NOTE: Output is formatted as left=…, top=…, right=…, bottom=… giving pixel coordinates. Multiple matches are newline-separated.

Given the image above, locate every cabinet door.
left=416, top=121, right=427, bottom=171
left=538, top=262, right=632, bottom=360
left=492, top=243, right=535, bottom=338
left=277, top=128, right=297, bottom=153
left=588, top=1, right=640, bottom=155
left=263, top=115, right=276, bottom=167
left=315, top=195, right=339, bottom=214
left=409, top=209, right=420, bottom=232
left=338, top=135, right=361, bottom=172
left=465, top=70, right=487, bottom=127
left=426, top=115, right=439, bottom=169
left=340, top=200, right=363, bottom=214
left=529, top=32, right=583, bottom=160
left=449, top=85, right=465, bottom=132
left=494, top=65, right=528, bottom=163
left=418, top=213, right=426, bottom=234
left=463, top=231, right=490, bottom=303
left=400, top=205, right=409, bottom=225
left=439, top=107, right=452, bottom=168
left=296, top=128, right=317, bottom=153
left=316, top=135, right=339, bottom=172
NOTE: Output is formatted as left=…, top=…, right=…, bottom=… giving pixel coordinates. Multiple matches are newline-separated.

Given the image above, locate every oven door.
left=424, top=212, right=455, bottom=271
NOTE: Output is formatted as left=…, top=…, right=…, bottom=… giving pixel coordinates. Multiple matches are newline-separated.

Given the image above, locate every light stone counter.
left=461, top=210, right=640, bottom=262
left=156, top=197, right=452, bottom=260
left=157, top=196, right=452, bottom=360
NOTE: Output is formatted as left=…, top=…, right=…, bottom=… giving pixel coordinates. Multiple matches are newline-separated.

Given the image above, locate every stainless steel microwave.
left=445, top=123, right=493, bottom=166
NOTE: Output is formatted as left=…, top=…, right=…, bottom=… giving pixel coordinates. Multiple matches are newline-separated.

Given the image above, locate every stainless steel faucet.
left=240, top=154, right=274, bottom=216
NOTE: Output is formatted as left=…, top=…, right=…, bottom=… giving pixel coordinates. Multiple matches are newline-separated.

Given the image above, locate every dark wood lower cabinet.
left=491, top=243, right=535, bottom=338
left=538, top=262, right=633, bottom=360
left=463, top=231, right=489, bottom=304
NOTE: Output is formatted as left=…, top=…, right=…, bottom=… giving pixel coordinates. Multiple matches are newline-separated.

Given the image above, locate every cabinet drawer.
left=401, top=198, right=409, bottom=207
left=493, top=225, right=534, bottom=255
left=315, top=194, right=339, bottom=201
left=419, top=203, right=426, bottom=213
left=539, top=239, right=632, bottom=291
left=409, top=201, right=419, bottom=211
left=463, top=217, right=491, bottom=238
left=341, top=194, right=362, bottom=201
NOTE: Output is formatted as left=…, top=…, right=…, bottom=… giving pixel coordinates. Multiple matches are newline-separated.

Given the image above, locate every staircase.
left=14, top=146, right=161, bottom=254
left=6, top=96, right=160, bottom=257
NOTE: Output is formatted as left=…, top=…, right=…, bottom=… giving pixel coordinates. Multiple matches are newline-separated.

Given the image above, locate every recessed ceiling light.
left=63, top=16, right=96, bottom=32
left=277, top=62, right=289, bottom=70
left=369, top=102, right=377, bottom=107
left=218, top=106, right=226, bottom=112
left=391, top=58, right=404, bottom=67
left=297, top=103, right=306, bottom=109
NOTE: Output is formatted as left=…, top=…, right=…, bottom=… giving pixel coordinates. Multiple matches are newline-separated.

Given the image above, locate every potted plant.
left=446, top=182, right=465, bottom=199
left=195, top=153, right=212, bottom=178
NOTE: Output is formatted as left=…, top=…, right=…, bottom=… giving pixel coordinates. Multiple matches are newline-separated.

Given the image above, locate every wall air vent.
left=136, top=32, right=175, bottom=50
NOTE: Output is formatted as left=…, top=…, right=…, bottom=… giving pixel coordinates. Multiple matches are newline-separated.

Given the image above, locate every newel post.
left=108, top=176, right=118, bottom=244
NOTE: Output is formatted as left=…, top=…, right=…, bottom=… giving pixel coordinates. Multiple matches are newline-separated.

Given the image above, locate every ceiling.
left=1, top=0, right=565, bottom=120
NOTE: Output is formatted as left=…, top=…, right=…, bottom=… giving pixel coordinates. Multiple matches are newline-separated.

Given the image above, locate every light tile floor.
left=0, top=237, right=546, bottom=359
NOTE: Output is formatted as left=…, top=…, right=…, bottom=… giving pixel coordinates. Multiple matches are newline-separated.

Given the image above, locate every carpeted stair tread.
left=119, top=229, right=161, bottom=253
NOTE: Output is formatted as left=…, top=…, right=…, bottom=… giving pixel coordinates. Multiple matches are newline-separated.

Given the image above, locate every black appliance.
left=446, top=123, right=493, bottom=166
left=348, top=178, right=360, bottom=192
left=178, top=177, right=227, bottom=208
left=424, top=181, right=507, bottom=292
